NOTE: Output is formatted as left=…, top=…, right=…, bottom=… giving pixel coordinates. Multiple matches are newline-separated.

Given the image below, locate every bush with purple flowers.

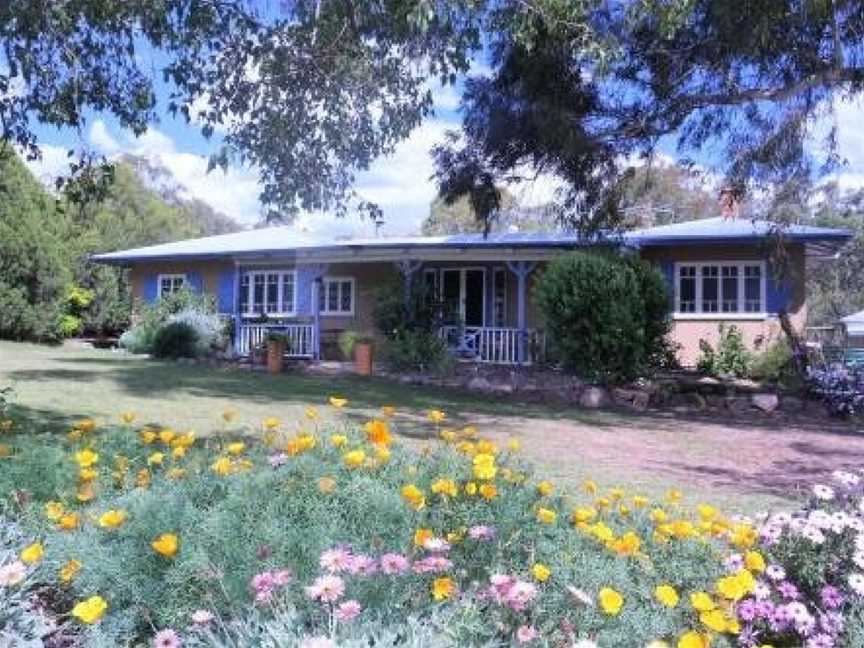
left=806, top=366, right=864, bottom=416
left=745, top=471, right=864, bottom=647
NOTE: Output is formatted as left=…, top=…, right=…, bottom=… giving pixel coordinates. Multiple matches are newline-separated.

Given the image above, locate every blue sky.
left=22, top=58, right=864, bottom=236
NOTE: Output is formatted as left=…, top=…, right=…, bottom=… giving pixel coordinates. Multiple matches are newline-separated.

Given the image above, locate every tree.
left=65, top=158, right=241, bottom=336
left=0, top=152, right=70, bottom=341
left=808, top=185, right=864, bottom=325
left=433, top=1, right=864, bottom=231
left=615, top=162, right=721, bottom=228
left=420, top=187, right=558, bottom=235
left=6, top=2, right=864, bottom=229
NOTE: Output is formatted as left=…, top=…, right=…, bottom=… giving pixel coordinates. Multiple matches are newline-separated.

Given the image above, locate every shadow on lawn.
left=7, top=352, right=863, bottom=439
left=658, top=439, right=864, bottom=501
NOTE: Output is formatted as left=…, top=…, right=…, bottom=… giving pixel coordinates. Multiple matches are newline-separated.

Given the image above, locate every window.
left=239, top=270, right=296, bottom=316
left=675, top=262, right=765, bottom=316
left=318, top=277, right=355, bottom=315
left=157, top=274, right=186, bottom=298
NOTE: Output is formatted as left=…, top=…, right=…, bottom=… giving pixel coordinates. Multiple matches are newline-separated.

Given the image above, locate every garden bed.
left=1, top=402, right=863, bottom=647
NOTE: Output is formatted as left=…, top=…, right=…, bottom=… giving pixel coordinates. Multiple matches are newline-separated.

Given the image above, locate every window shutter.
left=766, top=262, right=792, bottom=314
left=659, top=261, right=675, bottom=307
left=217, top=269, right=235, bottom=314
left=143, top=274, right=158, bottom=303
left=187, top=271, right=204, bottom=294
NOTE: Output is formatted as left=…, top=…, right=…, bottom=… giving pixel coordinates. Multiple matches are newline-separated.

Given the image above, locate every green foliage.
left=696, top=325, right=752, bottom=378
left=385, top=329, right=453, bottom=375
left=338, top=330, right=361, bottom=360
left=750, top=338, right=795, bottom=384
left=120, top=289, right=221, bottom=357
left=151, top=322, right=200, bottom=359
left=0, top=152, right=71, bottom=342
left=3, top=420, right=742, bottom=647
left=535, top=251, right=671, bottom=382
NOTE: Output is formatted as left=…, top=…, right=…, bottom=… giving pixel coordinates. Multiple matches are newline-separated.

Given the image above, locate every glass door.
left=439, top=268, right=486, bottom=327
left=464, top=269, right=486, bottom=327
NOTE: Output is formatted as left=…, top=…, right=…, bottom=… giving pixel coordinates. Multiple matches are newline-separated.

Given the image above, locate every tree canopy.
left=4, top=1, right=864, bottom=229
left=0, top=149, right=241, bottom=341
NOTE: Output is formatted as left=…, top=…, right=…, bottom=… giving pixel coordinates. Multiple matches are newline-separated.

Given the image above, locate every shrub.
left=750, top=470, right=864, bottom=647
left=696, top=325, right=753, bottom=378
left=167, top=309, right=225, bottom=355
left=372, top=279, right=438, bottom=339
left=751, top=338, right=795, bottom=384
left=120, top=289, right=220, bottom=356
left=535, top=251, right=671, bottom=382
left=807, top=366, right=864, bottom=416
left=151, top=321, right=200, bottom=359
left=384, top=328, right=453, bottom=374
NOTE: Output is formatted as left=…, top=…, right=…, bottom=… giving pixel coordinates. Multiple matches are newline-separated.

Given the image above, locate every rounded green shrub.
left=535, top=252, right=670, bottom=382
left=151, top=321, right=199, bottom=359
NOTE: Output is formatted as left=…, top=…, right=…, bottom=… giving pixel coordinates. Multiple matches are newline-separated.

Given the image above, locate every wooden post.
left=506, top=261, right=536, bottom=364
left=307, top=264, right=329, bottom=360
left=232, top=262, right=242, bottom=355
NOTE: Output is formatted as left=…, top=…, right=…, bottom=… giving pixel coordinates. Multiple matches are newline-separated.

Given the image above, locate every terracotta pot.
left=266, top=339, right=286, bottom=374
left=354, top=342, right=374, bottom=376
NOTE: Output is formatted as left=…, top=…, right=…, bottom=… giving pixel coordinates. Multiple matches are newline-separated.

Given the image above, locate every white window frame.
left=673, top=261, right=767, bottom=320
left=240, top=269, right=297, bottom=318
left=318, top=276, right=355, bottom=316
left=157, top=273, right=187, bottom=298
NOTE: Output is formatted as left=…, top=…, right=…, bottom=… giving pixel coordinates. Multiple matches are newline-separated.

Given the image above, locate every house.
left=93, top=217, right=852, bottom=367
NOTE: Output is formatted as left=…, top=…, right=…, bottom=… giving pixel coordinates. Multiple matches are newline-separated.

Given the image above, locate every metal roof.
left=92, top=228, right=613, bottom=264
left=626, top=217, right=851, bottom=244
left=92, top=217, right=852, bottom=264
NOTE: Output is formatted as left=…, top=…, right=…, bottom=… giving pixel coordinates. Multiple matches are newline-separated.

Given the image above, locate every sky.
left=21, top=54, right=864, bottom=238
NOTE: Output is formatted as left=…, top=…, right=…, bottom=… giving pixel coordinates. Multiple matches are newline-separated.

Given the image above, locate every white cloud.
left=89, top=121, right=120, bottom=154
left=22, top=143, right=71, bottom=189
left=353, top=117, right=454, bottom=235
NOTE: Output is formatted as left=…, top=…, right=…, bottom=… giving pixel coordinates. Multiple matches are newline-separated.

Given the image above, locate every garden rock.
left=579, top=386, right=610, bottom=409
left=466, top=376, right=492, bottom=392
left=780, top=396, right=805, bottom=413
left=611, top=388, right=650, bottom=410
left=724, top=396, right=751, bottom=415
left=751, top=393, right=780, bottom=413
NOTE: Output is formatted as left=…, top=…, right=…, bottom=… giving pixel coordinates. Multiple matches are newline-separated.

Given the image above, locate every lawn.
left=2, top=340, right=863, bottom=512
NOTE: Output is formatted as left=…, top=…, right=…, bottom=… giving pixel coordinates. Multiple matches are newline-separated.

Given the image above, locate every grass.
left=3, top=340, right=862, bottom=513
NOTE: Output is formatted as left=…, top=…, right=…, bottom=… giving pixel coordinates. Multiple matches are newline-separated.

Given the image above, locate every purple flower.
left=820, top=611, right=844, bottom=635
left=777, top=580, right=800, bottom=600
left=347, top=554, right=378, bottom=576
left=806, top=633, right=836, bottom=648
left=820, top=585, right=845, bottom=609
left=379, top=553, right=409, bottom=575
left=737, top=599, right=758, bottom=621
left=335, top=599, right=362, bottom=622
left=268, top=453, right=288, bottom=468
left=153, top=629, right=181, bottom=648
left=412, top=555, right=453, bottom=574
left=468, top=525, right=496, bottom=541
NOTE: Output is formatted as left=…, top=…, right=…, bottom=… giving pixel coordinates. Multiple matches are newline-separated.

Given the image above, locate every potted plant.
left=339, top=330, right=376, bottom=376
left=251, top=341, right=267, bottom=366
left=266, top=331, right=290, bottom=374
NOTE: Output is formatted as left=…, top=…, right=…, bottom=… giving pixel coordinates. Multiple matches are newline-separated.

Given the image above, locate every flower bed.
left=0, top=404, right=862, bottom=647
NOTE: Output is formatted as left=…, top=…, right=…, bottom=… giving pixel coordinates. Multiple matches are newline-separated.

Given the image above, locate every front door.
left=440, top=268, right=486, bottom=327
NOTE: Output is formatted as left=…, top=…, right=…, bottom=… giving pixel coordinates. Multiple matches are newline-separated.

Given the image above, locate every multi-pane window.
left=318, top=277, right=354, bottom=315
left=676, top=262, right=764, bottom=315
left=158, top=274, right=186, bottom=298
left=239, top=270, right=296, bottom=316
left=721, top=266, right=739, bottom=312
left=744, top=265, right=762, bottom=312
left=678, top=266, right=696, bottom=313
